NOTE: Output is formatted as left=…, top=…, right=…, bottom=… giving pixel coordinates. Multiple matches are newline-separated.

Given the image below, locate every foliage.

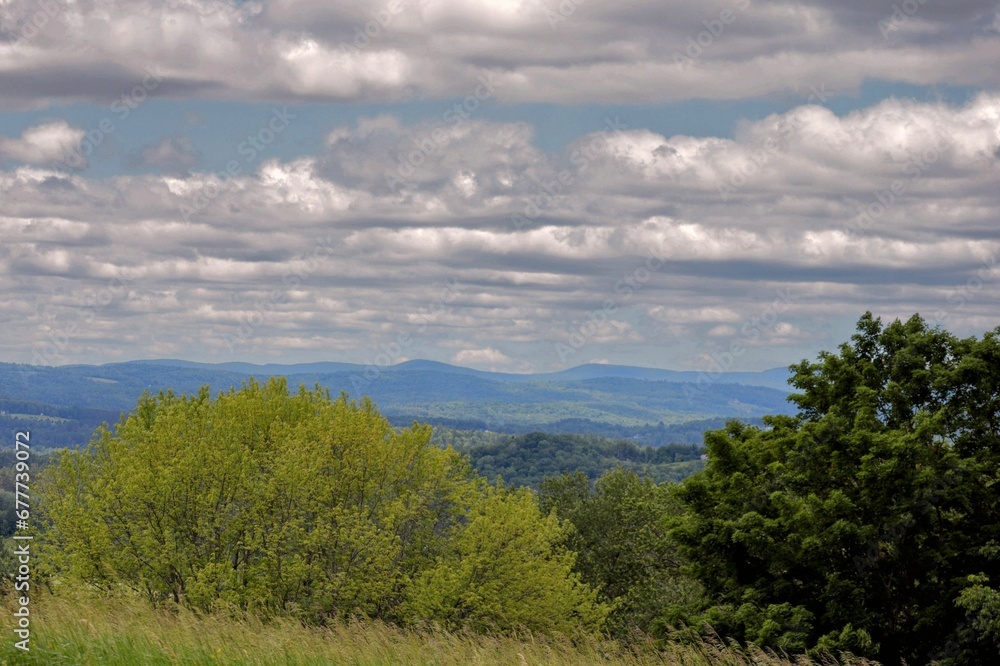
left=0, top=450, right=53, bottom=537
left=956, top=574, right=1000, bottom=649
left=403, top=483, right=607, bottom=635
left=429, top=425, right=510, bottom=449
left=0, top=400, right=119, bottom=452
left=455, top=431, right=705, bottom=488
left=36, top=378, right=602, bottom=635
left=539, top=468, right=703, bottom=637
left=424, top=417, right=764, bottom=445
left=671, top=313, right=1000, bottom=665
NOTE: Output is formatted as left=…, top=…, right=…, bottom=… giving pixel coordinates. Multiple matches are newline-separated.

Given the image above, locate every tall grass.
left=0, top=588, right=877, bottom=666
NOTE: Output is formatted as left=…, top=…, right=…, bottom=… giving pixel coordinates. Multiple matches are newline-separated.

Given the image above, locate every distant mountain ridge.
left=122, top=358, right=795, bottom=391
left=1, top=359, right=797, bottom=450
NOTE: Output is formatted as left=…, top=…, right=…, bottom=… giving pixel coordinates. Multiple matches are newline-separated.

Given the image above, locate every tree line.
left=447, top=430, right=705, bottom=487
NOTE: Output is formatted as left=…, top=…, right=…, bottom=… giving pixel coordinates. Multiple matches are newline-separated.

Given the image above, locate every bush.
left=38, top=378, right=603, bottom=635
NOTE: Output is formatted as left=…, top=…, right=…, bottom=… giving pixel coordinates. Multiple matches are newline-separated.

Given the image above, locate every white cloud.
left=451, top=347, right=517, bottom=371
left=1, top=95, right=999, bottom=367
left=0, top=121, right=83, bottom=165
left=2, top=0, right=999, bottom=108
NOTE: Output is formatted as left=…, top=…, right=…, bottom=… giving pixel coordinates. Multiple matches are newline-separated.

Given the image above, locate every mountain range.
left=1, top=359, right=798, bottom=449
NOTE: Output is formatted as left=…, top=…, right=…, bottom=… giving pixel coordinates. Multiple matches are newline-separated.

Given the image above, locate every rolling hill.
left=0, top=359, right=797, bottom=449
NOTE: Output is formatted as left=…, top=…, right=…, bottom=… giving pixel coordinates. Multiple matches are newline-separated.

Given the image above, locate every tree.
left=38, top=378, right=605, bottom=635
left=957, top=574, right=1000, bottom=652
left=539, top=468, right=701, bottom=636
left=671, top=313, right=1000, bottom=664
left=402, top=483, right=607, bottom=636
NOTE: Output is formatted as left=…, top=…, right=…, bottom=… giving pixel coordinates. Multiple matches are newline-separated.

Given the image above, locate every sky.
left=1, top=0, right=999, bottom=374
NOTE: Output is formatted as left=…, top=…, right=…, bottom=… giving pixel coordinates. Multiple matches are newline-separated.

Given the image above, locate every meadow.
left=1, top=588, right=873, bottom=666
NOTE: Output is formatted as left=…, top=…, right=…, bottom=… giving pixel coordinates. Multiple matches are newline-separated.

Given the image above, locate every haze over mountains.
left=1, top=359, right=796, bottom=449
left=126, top=358, right=794, bottom=389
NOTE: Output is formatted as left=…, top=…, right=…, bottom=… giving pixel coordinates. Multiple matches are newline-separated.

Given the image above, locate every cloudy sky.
left=2, top=0, right=999, bottom=373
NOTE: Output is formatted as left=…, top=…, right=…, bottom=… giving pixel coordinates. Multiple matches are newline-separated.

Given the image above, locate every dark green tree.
left=540, top=468, right=701, bottom=636
left=671, top=313, right=1000, bottom=664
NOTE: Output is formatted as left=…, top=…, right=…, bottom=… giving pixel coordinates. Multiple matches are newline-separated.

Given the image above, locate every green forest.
left=2, top=313, right=1000, bottom=665
left=446, top=430, right=705, bottom=487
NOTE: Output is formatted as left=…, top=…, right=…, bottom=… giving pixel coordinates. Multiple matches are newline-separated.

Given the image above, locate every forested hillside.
left=447, top=430, right=705, bottom=487
left=0, top=428, right=704, bottom=538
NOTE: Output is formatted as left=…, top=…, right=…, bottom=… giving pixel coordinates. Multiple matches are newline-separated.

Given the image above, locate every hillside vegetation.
left=34, top=381, right=605, bottom=635
left=666, top=313, right=1000, bottom=663
left=3, top=313, right=999, bottom=665
left=446, top=430, right=705, bottom=487
left=0, top=588, right=875, bottom=666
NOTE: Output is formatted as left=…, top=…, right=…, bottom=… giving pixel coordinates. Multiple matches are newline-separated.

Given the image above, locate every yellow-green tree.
left=39, top=378, right=603, bottom=635
left=403, top=483, right=608, bottom=636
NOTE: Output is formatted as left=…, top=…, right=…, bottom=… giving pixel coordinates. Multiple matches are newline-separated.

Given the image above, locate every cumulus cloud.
left=1, top=0, right=999, bottom=108
left=317, top=112, right=536, bottom=199
left=451, top=347, right=522, bottom=372
left=0, top=121, right=83, bottom=166
left=1, top=91, right=999, bottom=369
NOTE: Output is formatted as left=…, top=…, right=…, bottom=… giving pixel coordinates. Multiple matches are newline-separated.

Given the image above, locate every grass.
left=0, top=589, right=877, bottom=666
